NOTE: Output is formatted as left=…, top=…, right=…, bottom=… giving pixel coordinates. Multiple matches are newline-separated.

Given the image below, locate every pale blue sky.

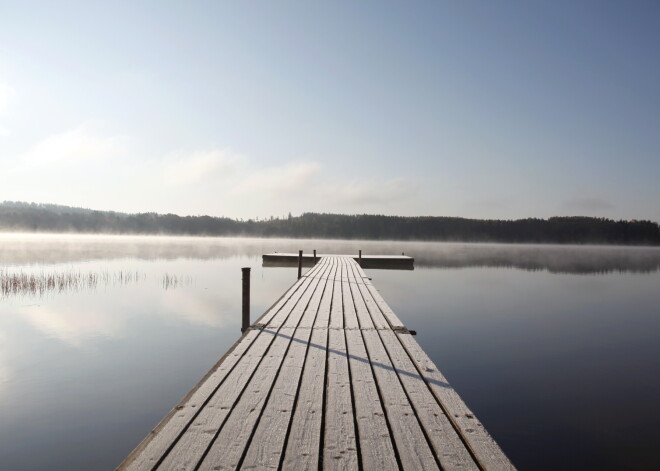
left=1, top=1, right=658, bottom=220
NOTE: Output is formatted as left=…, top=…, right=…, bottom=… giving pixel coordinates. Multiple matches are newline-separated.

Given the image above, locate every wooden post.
left=241, top=267, right=250, bottom=333
left=359, top=249, right=362, bottom=266
left=313, top=249, right=317, bottom=262
left=298, top=250, right=303, bottom=279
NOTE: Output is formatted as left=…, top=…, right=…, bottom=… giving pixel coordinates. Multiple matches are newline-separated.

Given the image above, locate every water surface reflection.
left=0, top=234, right=659, bottom=470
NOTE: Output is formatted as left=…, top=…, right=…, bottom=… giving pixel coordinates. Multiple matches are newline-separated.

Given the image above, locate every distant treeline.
left=1, top=201, right=659, bottom=245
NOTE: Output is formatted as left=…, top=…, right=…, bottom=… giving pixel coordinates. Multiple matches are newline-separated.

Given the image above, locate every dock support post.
left=359, top=249, right=362, bottom=266
left=298, top=250, right=303, bottom=279
left=313, top=249, right=317, bottom=263
left=241, top=267, right=250, bottom=333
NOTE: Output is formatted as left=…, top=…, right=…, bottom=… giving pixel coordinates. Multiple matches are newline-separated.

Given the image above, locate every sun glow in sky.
left=1, top=1, right=658, bottom=221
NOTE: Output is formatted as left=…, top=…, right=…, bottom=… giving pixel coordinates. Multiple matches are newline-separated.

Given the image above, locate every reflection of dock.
left=263, top=252, right=415, bottom=269
left=118, top=256, right=513, bottom=470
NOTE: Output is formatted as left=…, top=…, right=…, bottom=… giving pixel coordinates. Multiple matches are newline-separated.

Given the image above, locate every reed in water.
left=0, top=269, right=145, bottom=297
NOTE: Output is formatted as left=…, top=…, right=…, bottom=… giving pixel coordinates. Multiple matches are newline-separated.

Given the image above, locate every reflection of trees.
left=413, top=245, right=660, bottom=274
left=1, top=235, right=659, bottom=275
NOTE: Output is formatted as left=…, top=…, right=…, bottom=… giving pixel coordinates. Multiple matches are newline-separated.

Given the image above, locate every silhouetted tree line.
left=1, top=201, right=659, bottom=245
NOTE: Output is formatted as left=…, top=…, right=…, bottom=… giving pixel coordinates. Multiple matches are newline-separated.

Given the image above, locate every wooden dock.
left=118, top=256, right=513, bottom=470
left=262, top=253, right=414, bottom=270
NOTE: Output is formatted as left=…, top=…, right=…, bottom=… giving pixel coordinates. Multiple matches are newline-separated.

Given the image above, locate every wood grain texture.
left=280, top=260, right=338, bottom=469
left=353, top=262, right=406, bottom=329
left=257, top=257, right=328, bottom=326
left=321, top=327, right=358, bottom=470
left=118, top=328, right=262, bottom=471
left=267, top=258, right=331, bottom=328
left=156, top=261, right=328, bottom=470
left=344, top=328, right=399, bottom=470
left=197, top=326, right=299, bottom=471
left=118, top=256, right=514, bottom=471
left=328, top=258, right=345, bottom=330
left=349, top=275, right=439, bottom=471
left=240, top=262, right=333, bottom=469
left=398, top=333, right=515, bottom=470
left=379, top=330, right=479, bottom=470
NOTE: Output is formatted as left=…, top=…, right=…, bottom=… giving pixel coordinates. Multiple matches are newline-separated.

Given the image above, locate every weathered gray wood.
left=347, top=261, right=391, bottom=330
left=353, top=262, right=406, bottom=329
left=349, top=272, right=439, bottom=471
left=236, top=326, right=314, bottom=469
left=328, top=258, right=344, bottom=329
left=311, top=258, right=336, bottom=328
left=196, top=259, right=332, bottom=470
left=119, top=255, right=513, bottom=471
left=344, top=328, right=399, bottom=470
left=239, top=262, right=333, bottom=469
left=155, top=328, right=280, bottom=470
left=256, top=257, right=328, bottom=326
left=118, top=327, right=263, bottom=471
left=242, top=267, right=250, bottom=333
left=196, top=326, right=299, bottom=470
left=321, top=328, right=358, bottom=470
left=345, top=262, right=376, bottom=330
left=280, top=260, right=338, bottom=469
left=267, top=259, right=331, bottom=328
left=289, top=258, right=334, bottom=329
left=341, top=260, right=361, bottom=330
left=379, top=329, right=479, bottom=470
left=398, top=333, right=516, bottom=470
left=263, top=253, right=414, bottom=270
left=155, top=262, right=328, bottom=470
left=119, top=260, right=331, bottom=471
left=360, top=332, right=439, bottom=471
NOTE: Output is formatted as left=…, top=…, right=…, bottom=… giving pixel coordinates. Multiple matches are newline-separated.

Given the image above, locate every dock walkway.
left=118, top=256, right=513, bottom=470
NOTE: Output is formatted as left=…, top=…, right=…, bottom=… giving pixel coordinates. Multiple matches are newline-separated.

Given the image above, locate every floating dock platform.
left=118, top=256, right=513, bottom=470
left=263, top=252, right=414, bottom=269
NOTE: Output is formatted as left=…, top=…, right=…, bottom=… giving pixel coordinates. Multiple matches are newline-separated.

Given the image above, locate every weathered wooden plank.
left=345, top=261, right=376, bottom=331
left=288, top=258, right=334, bottom=329
left=321, top=328, right=358, bottom=470
left=154, top=329, right=279, bottom=470
left=118, top=328, right=262, bottom=471
left=360, top=332, right=439, bottom=471
left=343, top=328, right=398, bottom=470
left=347, top=260, right=392, bottom=330
left=312, top=258, right=336, bottom=328
left=353, top=262, right=406, bottom=329
left=341, top=260, right=361, bottom=330
left=257, top=256, right=328, bottom=326
left=379, top=330, right=479, bottom=470
left=328, top=258, right=345, bottom=330
left=120, top=255, right=512, bottom=471
left=239, top=262, right=334, bottom=469
left=196, top=259, right=332, bottom=470
left=196, top=326, right=299, bottom=471
left=349, top=274, right=439, bottom=471
left=398, top=333, right=515, bottom=470
left=267, top=258, right=331, bottom=328
left=120, top=261, right=332, bottom=470
left=155, top=264, right=328, bottom=470
left=263, top=253, right=414, bottom=271
left=280, top=260, right=338, bottom=469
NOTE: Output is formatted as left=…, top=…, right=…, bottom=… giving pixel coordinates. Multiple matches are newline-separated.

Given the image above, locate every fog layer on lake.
left=2, top=233, right=659, bottom=274
left=1, top=233, right=659, bottom=470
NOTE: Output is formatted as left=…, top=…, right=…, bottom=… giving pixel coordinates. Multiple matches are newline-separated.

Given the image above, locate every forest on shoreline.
left=1, top=201, right=659, bottom=245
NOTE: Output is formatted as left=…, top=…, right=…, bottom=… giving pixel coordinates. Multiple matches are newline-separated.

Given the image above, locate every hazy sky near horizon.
left=1, top=1, right=658, bottom=221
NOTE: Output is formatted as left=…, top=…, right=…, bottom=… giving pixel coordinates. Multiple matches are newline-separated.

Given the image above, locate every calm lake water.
left=1, top=234, right=659, bottom=470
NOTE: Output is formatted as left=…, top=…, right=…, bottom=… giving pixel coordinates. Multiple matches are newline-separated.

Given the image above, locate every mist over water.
left=2, top=233, right=659, bottom=273
left=1, top=234, right=659, bottom=470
